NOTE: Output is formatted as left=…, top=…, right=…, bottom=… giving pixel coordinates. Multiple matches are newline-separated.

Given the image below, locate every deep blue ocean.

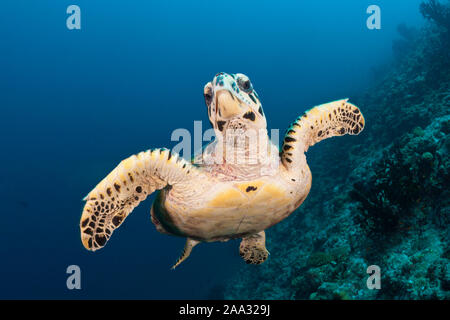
left=0, top=1, right=426, bottom=299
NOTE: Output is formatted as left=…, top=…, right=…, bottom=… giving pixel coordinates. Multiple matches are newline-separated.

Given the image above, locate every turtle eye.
left=237, top=77, right=252, bottom=93
left=204, top=91, right=212, bottom=105
left=204, top=85, right=213, bottom=106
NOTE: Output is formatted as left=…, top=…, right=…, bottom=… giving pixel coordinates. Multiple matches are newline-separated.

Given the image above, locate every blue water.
left=0, top=0, right=424, bottom=299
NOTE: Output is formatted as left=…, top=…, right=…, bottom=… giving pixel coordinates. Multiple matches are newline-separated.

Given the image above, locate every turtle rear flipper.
left=280, top=99, right=365, bottom=169
left=171, top=238, right=200, bottom=270
left=239, top=231, right=269, bottom=265
left=80, top=148, right=201, bottom=251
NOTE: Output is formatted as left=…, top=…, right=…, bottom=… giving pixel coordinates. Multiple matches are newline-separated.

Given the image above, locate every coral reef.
left=224, top=3, right=449, bottom=300
left=420, top=0, right=450, bottom=32
left=351, top=116, right=449, bottom=240
left=393, top=23, right=418, bottom=61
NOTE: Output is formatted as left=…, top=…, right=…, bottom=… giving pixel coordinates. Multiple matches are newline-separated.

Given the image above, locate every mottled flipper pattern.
left=280, top=99, right=365, bottom=168
left=80, top=148, right=199, bottom=251
left=239, top=231, right=269, bottom=264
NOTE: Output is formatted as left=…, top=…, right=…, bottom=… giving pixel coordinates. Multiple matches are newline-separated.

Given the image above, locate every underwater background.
left=0, top=0, right=448, bottom=299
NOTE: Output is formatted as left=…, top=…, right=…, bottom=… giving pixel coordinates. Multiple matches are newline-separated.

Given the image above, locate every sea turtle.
left=80, top=72, right=365, bottom=269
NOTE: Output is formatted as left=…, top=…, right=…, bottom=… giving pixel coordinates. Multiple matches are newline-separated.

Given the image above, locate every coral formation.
left=393, top=23, right=418, bottom=61
left=224, top=2, right=449, bottom=300
left=420, top=0, right=450, bottom=32
left=351, top=116, right=449, bottom=240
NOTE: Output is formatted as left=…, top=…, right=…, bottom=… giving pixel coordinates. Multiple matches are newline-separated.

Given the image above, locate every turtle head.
left=204, top=72, right=267, bottom=135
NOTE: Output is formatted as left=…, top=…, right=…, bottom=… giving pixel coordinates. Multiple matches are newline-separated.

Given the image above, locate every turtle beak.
left=215, top=89, right=242, bottom=119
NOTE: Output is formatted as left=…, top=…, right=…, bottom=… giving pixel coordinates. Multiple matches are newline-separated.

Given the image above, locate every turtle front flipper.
left=239, top=231, right=269, bottom=265
left=80, top=148, right=202, bottom=251
left=280, top=99, right=365, bottom=169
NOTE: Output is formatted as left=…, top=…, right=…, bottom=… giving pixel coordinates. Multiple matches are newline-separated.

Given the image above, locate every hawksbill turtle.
left=80, top=72, right=365, bottom=269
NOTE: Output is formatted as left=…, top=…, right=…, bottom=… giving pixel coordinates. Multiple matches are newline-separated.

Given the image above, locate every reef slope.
left=225, top=4, right=450, bottom=300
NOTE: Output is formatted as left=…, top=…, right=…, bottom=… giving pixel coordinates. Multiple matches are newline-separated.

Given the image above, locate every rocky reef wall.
left=225, top=1, right=450, bottom=300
